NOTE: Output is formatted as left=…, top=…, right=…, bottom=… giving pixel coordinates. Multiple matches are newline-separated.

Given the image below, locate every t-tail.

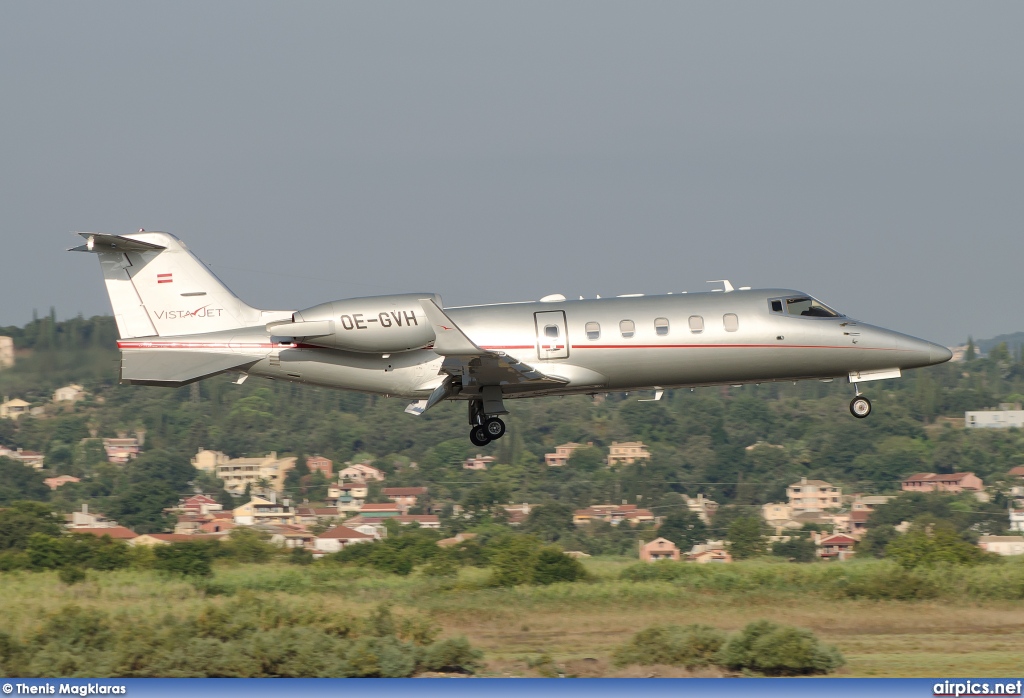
left=70, top=231, right=270, bottom=338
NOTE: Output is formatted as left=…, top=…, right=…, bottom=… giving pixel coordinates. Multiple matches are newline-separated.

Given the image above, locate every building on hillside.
left=44, top=475, right=80, bottom=489
left=639, top=537, right=680, bottom=562
left=306, top=455, right=333, bottom=478
left=328, top=481, right=368, bottom=510
left=233, top=495, right=296, bottom=526
left=0, top=337, right=13, bottom=369
left=901, top=472, right=984, bottom=494
left=787, top=478, right=842, bottom=514
left=816, top=533, right=856, bottom=560
left=53, top=384, right=86, bottom=403
left=606, top=441, right=652, bottom=466
left=67, top=504, right=117, bottom=529
left=338, top=462, right=386, bottom=482
left=573, top=504, right=654, bottom=527
left=502, top=503, right=532, bottom=526
left=192, top=448, right=296, bottom=495
left=296, top=506, right=341, bottom=526
left=978, top=535, right=1024, bottom=556
left=68, top=526, right=137, bottom=540
left=437, top=532, right=477, bottom=548
left=173, top=494, right=223, bottom=516
left=382, top=487, right=427, bottom=512
left=0, top=445, right=45, bottom=469
left=463, top=454, right=496, bottom=470
left=544, top=442, right=591, bottom=467
left=1010, top=508, right=1024, bottom=533
left=103, top=437, right=140, bottom=464
left=339, top=518, right=388, bottom=539
left=314, top=525, right=375, bottom=554
left=359, top=503, right=401, bottom=518
left=966, top=410, right=1024, bottom=429
left=683, top=493, right=718, bottom=523
left=200, top=519, right=237, bottom=534
left=762, top=503, right=793, bottom=527
left=849, top=510, right=870, bottom=536
left=0, top=398, right=31, bottom=420
left=130, top=533, right=221, bottom=546
left=687, top=541, right=732, bottom=563
left=850, top=494, right=893, bottom=511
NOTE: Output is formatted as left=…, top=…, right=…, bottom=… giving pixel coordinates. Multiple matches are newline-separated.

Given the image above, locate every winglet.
left=419, top=299, right=485, bottom=355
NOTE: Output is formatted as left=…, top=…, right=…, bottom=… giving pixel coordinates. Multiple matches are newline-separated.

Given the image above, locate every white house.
left=314, top=525, right=375, bottom=553
left=966, top=410, right=1024, bottom=429
left=53, top=384, right=86, bottom=403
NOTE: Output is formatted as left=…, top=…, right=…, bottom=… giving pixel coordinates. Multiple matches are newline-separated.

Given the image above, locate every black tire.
left=484, top=417, right=506, bottom=440
left=850, top=396, right=871, bottom=419
left=470, top=425, right=491, bottom=446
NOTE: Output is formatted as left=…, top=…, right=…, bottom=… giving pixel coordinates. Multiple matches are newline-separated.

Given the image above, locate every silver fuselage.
left=116, top=288, right=951, bottom=400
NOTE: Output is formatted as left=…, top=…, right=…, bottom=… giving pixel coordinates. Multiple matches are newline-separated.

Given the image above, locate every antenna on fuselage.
left=707, top=280, right=735, bottom=292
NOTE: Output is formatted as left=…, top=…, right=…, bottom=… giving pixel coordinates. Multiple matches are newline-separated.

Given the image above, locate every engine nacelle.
left=269, top=293, right=440, bottom=353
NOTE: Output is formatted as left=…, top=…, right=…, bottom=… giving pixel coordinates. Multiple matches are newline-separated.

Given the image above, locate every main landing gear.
left=850, top=387, right=872, bottom=419
left=468, top=394, right=507, bottom=446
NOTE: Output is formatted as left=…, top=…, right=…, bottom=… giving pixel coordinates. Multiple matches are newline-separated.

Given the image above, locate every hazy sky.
left=2, top=2, right=1022, bottom=345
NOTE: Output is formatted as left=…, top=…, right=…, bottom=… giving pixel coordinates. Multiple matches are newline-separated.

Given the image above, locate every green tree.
left=771, top=537, right=816, bottom=562
left=726, top=516, right=766, bottom=560
left=0, top=502, right=62, bottom=551
left=523, top=502, right=575, bottom=542
left=718, top=620, right=844, bottom=676
left=0, top=458, right=50, bottom=505
left=531, top=547, right=587, bottom=585
left=885, top=522, right=991, bottom=568
left=153, top=542, right=213, bottom=576
left=656, top=509, right=708, bottom=551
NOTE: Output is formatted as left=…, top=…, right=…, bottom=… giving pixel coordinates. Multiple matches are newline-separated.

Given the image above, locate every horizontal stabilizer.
left=69, top=233, right=167, bottom=253
left=120, top=350, right=260, bottom=387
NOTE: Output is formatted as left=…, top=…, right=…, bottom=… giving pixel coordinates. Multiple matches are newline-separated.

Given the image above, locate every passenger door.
left=534, top=311, right=569, bottom=360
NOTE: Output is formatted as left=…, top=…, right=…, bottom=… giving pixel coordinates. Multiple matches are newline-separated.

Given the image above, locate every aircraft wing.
left=409, top=299, right=568, bottom=415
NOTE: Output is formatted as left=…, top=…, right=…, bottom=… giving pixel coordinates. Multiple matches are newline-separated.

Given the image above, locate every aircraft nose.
left=896, top=336, right=953, bottom=368
left=930, top=343, right=953, bottom=365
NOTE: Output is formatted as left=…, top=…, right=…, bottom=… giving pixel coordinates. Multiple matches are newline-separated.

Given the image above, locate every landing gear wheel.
left=483, top=417, right=506, bottom=440
left=470, top=425, right=491, bottom=447
left=850, top=396, right=872, bottom=419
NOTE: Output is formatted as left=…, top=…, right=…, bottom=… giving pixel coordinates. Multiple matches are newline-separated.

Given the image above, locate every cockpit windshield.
left=784, top=297, right=843, bottom=318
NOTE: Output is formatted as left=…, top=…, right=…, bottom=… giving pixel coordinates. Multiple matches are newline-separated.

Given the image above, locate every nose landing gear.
left=850, top=386, right=872, bottom=419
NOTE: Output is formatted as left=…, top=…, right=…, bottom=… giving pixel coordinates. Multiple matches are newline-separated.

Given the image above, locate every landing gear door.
left=535, top=311, right=569, bottom=360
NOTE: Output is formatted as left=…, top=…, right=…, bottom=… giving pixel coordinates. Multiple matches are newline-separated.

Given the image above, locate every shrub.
left=835, top=564, right=941, bottom=600
left=717, top=620, right=843, bottom=676
left=420, top=636, right=484, bottom=673
left=614, top=624, right=726, bottom=669
left=289, top=547, right=314, bottom=565
left=532, top=547, right=588, bottom=585
left=152, top=542, right=213, bottom=577
left=58, top=566, right=86, bottom=585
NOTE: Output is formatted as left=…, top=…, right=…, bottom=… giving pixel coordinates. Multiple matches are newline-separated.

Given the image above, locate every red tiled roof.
left=382, top=487, right=427, bottom=496
left=1008, top=466, right=1024, bottom=477
left=850, top=511, right=870, bottom=522
left=145, top=533, right=220, bottom=542
left=69, top=526, right=137, bottom=539
left=820, top=534, right=857, bottom=544
left=318, top=525, right=374, bottom=540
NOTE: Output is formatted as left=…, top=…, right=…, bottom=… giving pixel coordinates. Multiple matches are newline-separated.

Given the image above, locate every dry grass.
left=3, top=560, right=1024, bottom=677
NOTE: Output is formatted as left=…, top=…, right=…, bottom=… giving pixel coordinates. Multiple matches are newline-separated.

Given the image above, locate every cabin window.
left=724, top=313, right=739, bottom=332
left=785, top=296, right=842, bottom=318
left=544, top=325, right=559, bottom=338
left=688, top=315, right=704, bottom=333
left=770, top=299, right=783, bottom=313
left=619, top=320, right=635, bottom=338
left=654, top=317, right=670, bottom=336
left=585, top=322, right=601, bottom=340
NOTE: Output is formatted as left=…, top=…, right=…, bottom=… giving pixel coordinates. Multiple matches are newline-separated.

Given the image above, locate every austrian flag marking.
left=157, top=273, right=173, bottom=284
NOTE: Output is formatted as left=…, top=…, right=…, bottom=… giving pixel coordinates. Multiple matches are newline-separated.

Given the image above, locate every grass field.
left=2, top=558, right=1023, bottom=677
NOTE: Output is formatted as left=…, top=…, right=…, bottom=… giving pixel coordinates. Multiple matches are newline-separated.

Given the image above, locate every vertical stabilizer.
left=71, top=232, right=266, bottom=338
